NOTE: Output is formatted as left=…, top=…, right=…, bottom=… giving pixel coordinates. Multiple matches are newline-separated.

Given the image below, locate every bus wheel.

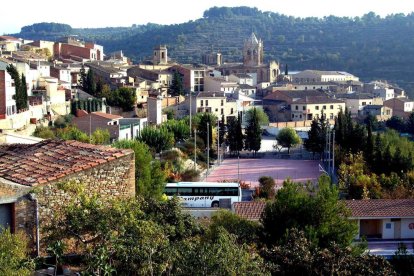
left=211, top=201, right=219, bottom=208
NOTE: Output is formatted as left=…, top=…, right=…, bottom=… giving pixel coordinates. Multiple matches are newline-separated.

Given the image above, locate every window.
left=385, top=223, right=392, bottom=229
left=200, top=100, right=203, bottom=107
left=330, top=113, right=334, bottom=119
left=316, top=106, right=319, bottom=110
left=221, top=108, right=224, bottom=115
left=206, top=100, right=209, bottom=106
left=362, top=102, right=366, bottom=106
left=230, top=108, right=234, bottom=114
left=215, top=108, right=218, bottom=112
left=299, top=115, right=302, bottom=119
left=177, top=187, right=192, bottom=196
left=221, top=99, right=224, bottom=106
left=292, top=114, right=294, bottom=118
left=323, top=105, right=326, bottom=110
left=295, top=105, right=298, bottom=110
left=302, top=106, right=306, bottom=111
left=330, top=105, right=334, bottom=109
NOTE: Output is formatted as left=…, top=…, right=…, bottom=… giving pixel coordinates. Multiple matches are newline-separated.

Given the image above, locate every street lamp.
left=217, top=120, right=220, bottom=165
left=207, top=122, right=210, bottom=180
left=88, top=98, right=92, bottom=143
left=194, top=128, right=197, bottom=171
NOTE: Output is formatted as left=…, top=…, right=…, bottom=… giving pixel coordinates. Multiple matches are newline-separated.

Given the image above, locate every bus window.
left=193, top=187, right=206, bottom=196
left=177, top=187, right=192, bottom=196
left=165, top=187, right=177, bottom=196
left=207, top=187, right=220, bottom=195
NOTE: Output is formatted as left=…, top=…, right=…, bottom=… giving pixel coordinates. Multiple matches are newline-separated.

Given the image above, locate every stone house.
left=291, top=96, right=345, bottom=121
left=0, top=139, right=135, bottom=254
left=383, top=98, right=414, bottom=118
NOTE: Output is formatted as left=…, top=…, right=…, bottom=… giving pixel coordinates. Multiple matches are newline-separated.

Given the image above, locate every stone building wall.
left=13, top=152, right=135, bottom=254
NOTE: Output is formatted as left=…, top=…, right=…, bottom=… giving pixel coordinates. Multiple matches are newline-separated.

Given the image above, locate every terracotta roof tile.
left=344, top=199, right=414, bottom=218
left=233, top=201, right=266, bottom=221
left=0, top=139, right=133, bottom=186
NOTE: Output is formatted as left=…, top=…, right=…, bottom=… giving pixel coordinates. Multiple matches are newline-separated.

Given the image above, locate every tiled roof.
left=294, top=96, right=344, bottom=104
left=0, top=139, right=133, bottom=186
left=92, top=112, right=122, bottom=120
left=263, top=90, right=326, bottom=101
left=233, top=201, right=266, bottom=221
left=197, top=92, right=226, bottom=98
left=344, top=199, right=414, bottom=218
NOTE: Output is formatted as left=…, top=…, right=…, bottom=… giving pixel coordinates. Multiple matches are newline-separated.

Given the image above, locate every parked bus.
left=164, top=182, right=241, bottom=208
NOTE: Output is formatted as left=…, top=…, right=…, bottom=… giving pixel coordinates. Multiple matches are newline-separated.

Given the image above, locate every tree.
left=56, top=125, right=89, bottom=143
left=0, top=229, right=34, bottom=276
left=244, top=107, right=262, bottom=155
left=386, top=116, right=405, bottom=132
left=407, top=112, right=414, bottom=135
left=45, top=190, right=201, bottom=275
left=263, top=228, right=395, bottom=276
left=33, top=126, right=55, bottom=139
left=79, top=64, right=86, bottom=88
left=245, top=107, right=269, bottom=126
left=178, top=227, right=267, bottom=275
left=91, top=128, right=110, bottom=145
left=117, top=87, right=136, bottom=111
left=113, top=140, right=166, bottom=198
left=7, top=64, right=28, bottom=111
left=226, top=116, right=243, bottom=155
left=84, top=69, right=96, bottom=96
left=258, top=176, right=276, bottom=199
left=163, top=119, right=190, bottom=142
left=304, top=118, right=325, bottom=157
left=194, top=112, right=217, bottom=153
left=20, top=74, right=28, bottom=110
left=138, top=126, right=174, bottom=153
left=169, top=71, right=184, bottom=96
left=261, top=175, right=358, bottom=249
left=210, top=209, right=261, bottom=245
left=276, top=127, right=301, bottom=154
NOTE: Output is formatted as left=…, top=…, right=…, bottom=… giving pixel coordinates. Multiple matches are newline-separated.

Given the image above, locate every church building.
left=217, top=33, right=280, bottom=84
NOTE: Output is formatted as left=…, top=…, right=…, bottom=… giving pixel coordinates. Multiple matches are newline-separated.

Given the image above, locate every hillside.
left=11, top=7, right=414, bottom=96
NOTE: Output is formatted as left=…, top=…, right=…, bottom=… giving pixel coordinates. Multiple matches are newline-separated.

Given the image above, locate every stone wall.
left=14, top=152, right=135, bottom=254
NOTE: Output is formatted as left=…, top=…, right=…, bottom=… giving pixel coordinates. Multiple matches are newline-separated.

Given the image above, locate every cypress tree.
left=365, top=121, right=374, bottom=168
left=244, top=108, right=261, bottom=156
left=20, top=74, right=28, bottom=110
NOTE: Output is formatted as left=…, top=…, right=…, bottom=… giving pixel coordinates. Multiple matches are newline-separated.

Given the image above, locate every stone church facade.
left=217, top=33, right=280, bottom=84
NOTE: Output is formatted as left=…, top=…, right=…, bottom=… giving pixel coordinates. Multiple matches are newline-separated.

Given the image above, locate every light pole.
left=207, top=122, right=210, bottom=179
left=194, top=128, right=197, bottom=171
left=217, top=120, right=220, bottom=165
left=189, top=91, right=192, bottom=135
left=88, top=98, right=92, bottom=143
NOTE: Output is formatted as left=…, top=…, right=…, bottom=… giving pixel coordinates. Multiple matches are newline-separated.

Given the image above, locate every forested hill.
left=11, top=7, right=414, bottom=95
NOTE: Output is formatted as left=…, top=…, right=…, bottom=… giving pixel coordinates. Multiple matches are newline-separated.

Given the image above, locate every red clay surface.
left=206, top=158, right=322, bottom=187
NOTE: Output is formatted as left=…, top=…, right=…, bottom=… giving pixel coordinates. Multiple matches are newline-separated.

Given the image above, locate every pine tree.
left=304, top=118, right=323, bottom=158
left=244, top=108, right=262, bottom=156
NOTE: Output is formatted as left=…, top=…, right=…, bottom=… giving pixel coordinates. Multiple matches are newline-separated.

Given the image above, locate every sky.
left=2, top=0, right=414, bottom=34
